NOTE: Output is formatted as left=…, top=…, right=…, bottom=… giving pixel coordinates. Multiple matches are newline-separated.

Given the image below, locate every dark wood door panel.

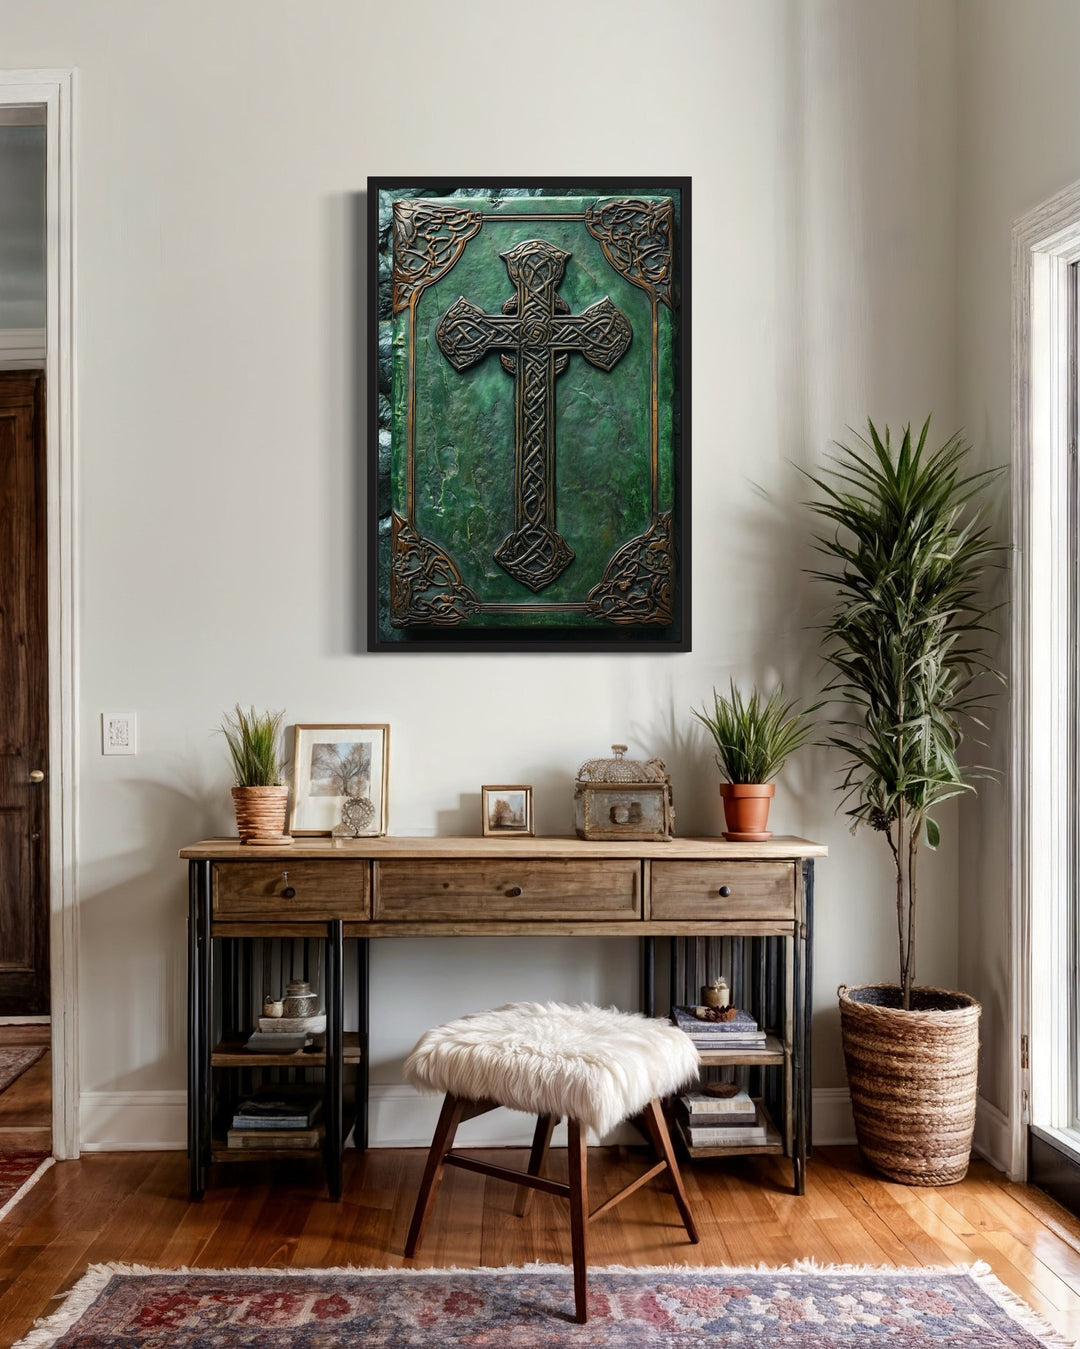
left=0, top=373, right=48, bottom=1014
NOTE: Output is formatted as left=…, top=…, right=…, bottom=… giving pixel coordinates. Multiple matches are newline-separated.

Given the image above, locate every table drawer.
left=374, top=859, right=641, bottom=922
left=213, top=860, right=370, bottom=921
left=650, top=861, right=794, bottom=920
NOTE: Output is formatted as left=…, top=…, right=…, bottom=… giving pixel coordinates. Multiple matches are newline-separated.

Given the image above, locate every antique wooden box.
left=573, top=745, right=674, bottom=842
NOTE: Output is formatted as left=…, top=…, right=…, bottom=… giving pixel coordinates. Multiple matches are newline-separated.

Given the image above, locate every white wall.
left=1, top=0, right=965, bottom=1148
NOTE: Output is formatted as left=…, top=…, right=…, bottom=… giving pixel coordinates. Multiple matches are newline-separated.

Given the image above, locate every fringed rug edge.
left=13, top=1257, right=1075, bottom=1349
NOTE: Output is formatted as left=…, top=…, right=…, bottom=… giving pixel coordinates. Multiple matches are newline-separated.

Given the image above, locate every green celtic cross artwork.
left=368, top=179, right=689, bottom=651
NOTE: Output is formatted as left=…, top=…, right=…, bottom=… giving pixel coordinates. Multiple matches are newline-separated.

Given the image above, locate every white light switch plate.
left=102, top=711, right=137, bottom=755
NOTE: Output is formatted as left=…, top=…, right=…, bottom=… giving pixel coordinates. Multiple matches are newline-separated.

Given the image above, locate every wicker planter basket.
left=838, top=983, right=981, bottom=1186
left=231, top=785, right=290, bottom=845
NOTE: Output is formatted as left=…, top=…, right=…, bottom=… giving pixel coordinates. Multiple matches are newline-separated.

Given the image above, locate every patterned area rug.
left=0, top=1046, right=46, bottom=1096
left=0, top=1153, right=53, bottom=1221
left=14, top=1260, right=1073, bottom=1348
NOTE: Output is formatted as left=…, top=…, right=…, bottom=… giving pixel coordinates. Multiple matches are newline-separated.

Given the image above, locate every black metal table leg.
left=325, top=918, right=344, bottom=1200
left=187, top=862, right=202, bottom=1200
left=803, top=859, right=815, bottom=1158
left=791, top=924, right=805, bottom=1196
left=357, top=936, right=370, bottom=1153
left=641, top=936, right=655, bottom=1017
left=187, top=859, right=212, bottom=1201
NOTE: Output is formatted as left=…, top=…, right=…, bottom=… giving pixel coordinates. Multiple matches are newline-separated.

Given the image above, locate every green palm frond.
left=693, top=681, right=817, bottom=784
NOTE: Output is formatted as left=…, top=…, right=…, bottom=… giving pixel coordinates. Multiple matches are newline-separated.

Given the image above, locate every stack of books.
left=243, top=1011, right=326, bottom=1054
left=675, top=1086, right=769, bottom=1147
left=226, top=1087, right=323, bottom=1149
left=670, top=1005, right=767, bottom=1049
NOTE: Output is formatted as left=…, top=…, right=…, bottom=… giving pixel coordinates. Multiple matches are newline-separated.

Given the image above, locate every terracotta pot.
left=839, top=983, right=980, bottom=1185
left=718, top=782, right=775, bottom=840
left=231, top=785, right=290, bottom=844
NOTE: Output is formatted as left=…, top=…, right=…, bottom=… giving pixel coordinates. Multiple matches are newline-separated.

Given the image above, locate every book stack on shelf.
left=670, top=1004, right=767, bottom=1050
left=227, top=1087, right=324, bottom=1150
left=674, top=1086, right=769, bottom=1148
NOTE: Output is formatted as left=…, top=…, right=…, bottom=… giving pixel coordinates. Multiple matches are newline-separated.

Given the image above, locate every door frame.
left=1011, top=177, right=1080, bottom=1182
left=0, top=70, right=79, bottom=1158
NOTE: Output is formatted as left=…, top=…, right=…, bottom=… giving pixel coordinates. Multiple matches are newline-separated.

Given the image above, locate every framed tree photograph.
left=481, top=785, right=534, bottom=837
left=368, top=177, right=690, bottom=652
left=290, top=724, right=389, bottom=836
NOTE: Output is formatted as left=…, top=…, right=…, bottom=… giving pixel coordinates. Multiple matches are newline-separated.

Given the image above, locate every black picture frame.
left=367, top=177, right=691, bottom=653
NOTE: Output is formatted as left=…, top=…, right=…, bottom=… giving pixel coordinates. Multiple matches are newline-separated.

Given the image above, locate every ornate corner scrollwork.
left=584, top=198, right=675, bottom=310
left=585, top=512, right=674, bottom=626
left=392, top=200, right=483, bottom=314
left=390, top=511, right=479, bottom=627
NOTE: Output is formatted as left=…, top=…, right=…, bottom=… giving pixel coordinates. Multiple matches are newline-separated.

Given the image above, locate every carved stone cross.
left=435, top=239, right=632, bottom=592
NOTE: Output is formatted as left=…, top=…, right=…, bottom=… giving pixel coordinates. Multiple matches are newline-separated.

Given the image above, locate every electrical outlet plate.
left=102, top=711, right=136, bottom=756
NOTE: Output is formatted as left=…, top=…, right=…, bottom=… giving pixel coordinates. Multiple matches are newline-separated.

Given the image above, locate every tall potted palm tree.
left=805, top=418, right=1003, bottom=1185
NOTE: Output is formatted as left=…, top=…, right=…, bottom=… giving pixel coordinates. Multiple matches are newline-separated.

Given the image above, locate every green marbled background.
left=375, top=186, right=683, bottom=644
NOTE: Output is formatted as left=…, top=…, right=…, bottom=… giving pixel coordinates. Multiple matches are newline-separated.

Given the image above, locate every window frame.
left=1012, top=181, right=1080, bottom=1178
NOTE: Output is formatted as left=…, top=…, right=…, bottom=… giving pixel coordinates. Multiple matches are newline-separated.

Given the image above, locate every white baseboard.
left=810, top=1087, right=856, bottom=1145
left=80, top=1091, right=187, bottom=1151
left=79, top=1085, right=859, bottom=1151
left=973, top=1093, right=1011, bottom=1172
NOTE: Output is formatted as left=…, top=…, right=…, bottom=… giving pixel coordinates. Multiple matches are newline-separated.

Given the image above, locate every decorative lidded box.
left=573, top=744, right=674, bottom=842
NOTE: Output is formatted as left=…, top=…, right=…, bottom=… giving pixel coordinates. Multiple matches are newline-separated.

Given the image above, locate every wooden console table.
left=180, top=835, right=826, bottom=1203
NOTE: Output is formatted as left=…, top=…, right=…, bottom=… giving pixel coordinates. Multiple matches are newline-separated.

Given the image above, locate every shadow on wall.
left=79, top=774, right=224, bottom=1093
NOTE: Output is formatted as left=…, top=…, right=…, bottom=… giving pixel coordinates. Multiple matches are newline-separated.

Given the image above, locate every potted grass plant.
left=805, top=417, right=1003, bottom=1185
left=693, top=681, right=816, bottom=840
left=221, top=704, right=291, bottom=845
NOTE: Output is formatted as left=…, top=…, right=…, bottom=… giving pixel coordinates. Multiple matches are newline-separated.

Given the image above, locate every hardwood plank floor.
left=0, top=1051, right=51, bottom=1152
left=1, top=1146, right=1079, bottom=1346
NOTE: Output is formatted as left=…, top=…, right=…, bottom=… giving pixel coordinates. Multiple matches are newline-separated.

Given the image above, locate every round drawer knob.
left=281, top=871, right=296, bottom=899
left=717, top=885, right=731, bottom=897
left=506, top=885, right=522, bottom=898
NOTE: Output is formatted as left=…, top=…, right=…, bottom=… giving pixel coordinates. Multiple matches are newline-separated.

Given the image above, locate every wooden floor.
left=0, top=1051, right=51, bottom=1154
left=0, top=1025, right=51, bottom=1156
left=1, top=1145, right=1079, bottom=1344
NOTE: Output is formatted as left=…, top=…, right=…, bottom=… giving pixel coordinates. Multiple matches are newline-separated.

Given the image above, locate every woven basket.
left=231, top=785, right=290, bottom=844
left=838, top=983, right=980, bottom=1186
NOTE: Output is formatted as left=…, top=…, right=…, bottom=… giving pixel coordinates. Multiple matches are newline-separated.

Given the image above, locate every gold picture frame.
left=481, top=784, right=534, bottom=838
left=289, top=723, right=389, bottom=836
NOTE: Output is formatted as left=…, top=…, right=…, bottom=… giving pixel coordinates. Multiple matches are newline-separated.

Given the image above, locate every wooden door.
left=0, top=372, right=48, bottom=1014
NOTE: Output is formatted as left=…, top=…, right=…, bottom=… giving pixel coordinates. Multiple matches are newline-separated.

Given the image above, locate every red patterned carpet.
left=13, top=1261, right=1070, bottom=1348
left=0, top=1152, right=52, bottom=1221
left=0, top=1047, right=46, bottom=1096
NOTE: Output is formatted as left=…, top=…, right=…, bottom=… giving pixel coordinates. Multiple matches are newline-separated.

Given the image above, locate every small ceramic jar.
left=263, top=998, right=284, bottom=1018
left=701, top=976, right=730, bottom=1009
left=283, top=979, right=319, bottom=1017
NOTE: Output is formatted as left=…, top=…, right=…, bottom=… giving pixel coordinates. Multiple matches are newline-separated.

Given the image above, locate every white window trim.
left=0, top=70, right=79, bottom=1159
left=1012, top=180, right=1080, bottom=1180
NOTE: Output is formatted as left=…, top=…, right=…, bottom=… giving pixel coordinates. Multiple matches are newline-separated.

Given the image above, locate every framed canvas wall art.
left=368, top=177, right=690, bottom=652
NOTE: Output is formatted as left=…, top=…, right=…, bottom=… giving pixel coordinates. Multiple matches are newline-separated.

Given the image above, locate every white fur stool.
left=402, top=1001, right=701, bottom=1323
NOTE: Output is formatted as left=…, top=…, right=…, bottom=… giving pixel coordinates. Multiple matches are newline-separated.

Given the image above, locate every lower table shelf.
left=674, top=1099, right=783, bottom=1159
left=211, top=1031, right=363, bottom=1068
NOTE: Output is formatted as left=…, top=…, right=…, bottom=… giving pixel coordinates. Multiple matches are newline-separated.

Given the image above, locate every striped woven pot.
left=231, top=785, right=289, bottom=843
left=838, top=983, right=981, bottom=1186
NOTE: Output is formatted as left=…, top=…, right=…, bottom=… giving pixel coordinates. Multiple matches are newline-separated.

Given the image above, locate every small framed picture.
left=290, top=724, right=389, bottom=836
left=481, top=785, right=534, bottom=837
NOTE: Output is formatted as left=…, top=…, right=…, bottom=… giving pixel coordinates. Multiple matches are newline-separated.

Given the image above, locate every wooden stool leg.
left=404, top=1093, right=466, bottom=1257
left=514, top=1113, right=557, bottom=1218
left=642, top=1098, right=700, bottom=1243
left=567, top=1118, right=589, bottom=1323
